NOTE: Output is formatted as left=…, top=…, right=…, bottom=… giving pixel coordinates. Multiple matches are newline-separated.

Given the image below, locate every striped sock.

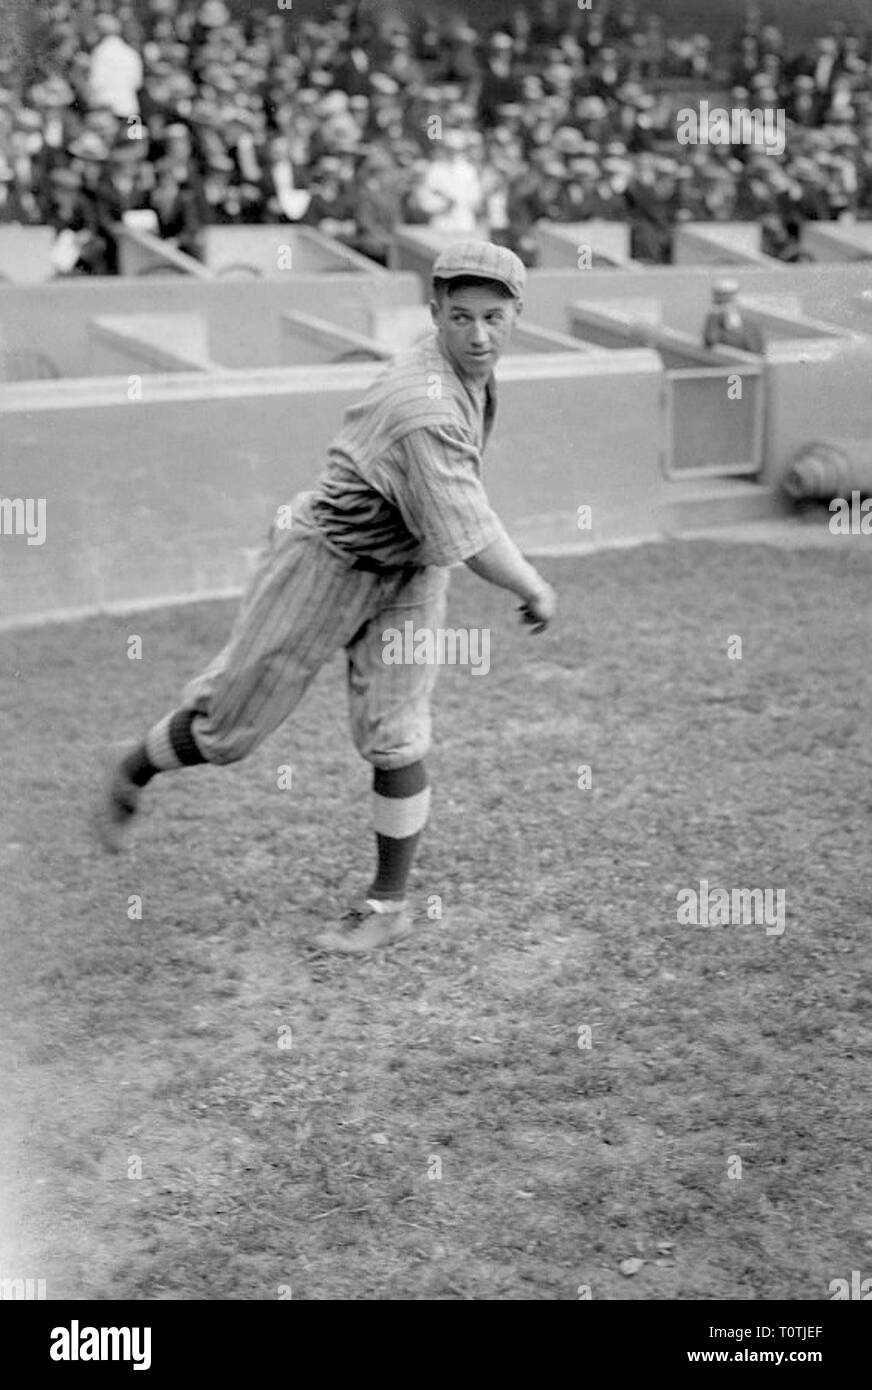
left=368, top=761, right=430, bottom=904
left=122, top=709, right=208, bottom=786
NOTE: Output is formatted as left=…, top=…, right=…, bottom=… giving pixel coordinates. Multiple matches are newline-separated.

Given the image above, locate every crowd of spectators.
left=2, top=0, right=872, bottom=275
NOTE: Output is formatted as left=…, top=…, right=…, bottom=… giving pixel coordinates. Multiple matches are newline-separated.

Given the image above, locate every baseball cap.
left=432, top=241, right=527, bottom=300
left=712, top=278, right=740, bottom=300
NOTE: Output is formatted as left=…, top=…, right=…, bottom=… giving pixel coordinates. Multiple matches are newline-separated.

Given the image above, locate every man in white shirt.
left=88, top=15, right=144, bottom=120
left=416, top=131, right=483, bottom=233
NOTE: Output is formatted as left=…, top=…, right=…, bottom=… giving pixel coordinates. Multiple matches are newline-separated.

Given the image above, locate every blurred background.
left=3, top=0, right=872, bottom=276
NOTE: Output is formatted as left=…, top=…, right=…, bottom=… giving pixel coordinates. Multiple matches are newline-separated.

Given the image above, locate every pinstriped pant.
left=181, top=522, right=449, bottom=771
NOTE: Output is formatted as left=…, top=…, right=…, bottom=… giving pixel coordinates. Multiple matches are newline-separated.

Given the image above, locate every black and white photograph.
left=0, top=0, right=870, bottom=1343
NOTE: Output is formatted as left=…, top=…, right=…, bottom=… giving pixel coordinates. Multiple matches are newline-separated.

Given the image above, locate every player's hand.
left=517, top=580, right=556, bottom=634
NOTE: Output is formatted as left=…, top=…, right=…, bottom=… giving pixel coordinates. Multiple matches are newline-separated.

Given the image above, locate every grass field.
left=1, top=537, right=870, bottom=1301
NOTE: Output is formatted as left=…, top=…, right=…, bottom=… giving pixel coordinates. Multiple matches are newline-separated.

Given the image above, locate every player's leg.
left=95, top=528, right=382, bottom=850
left=315, top=564, right=450, bottom=951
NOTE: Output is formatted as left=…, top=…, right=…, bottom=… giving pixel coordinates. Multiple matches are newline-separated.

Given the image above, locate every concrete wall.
left=0, top=350, right=664, bottom=625
left=763, top=336, right=872, bottom=486
left=801, top=222, right=872, bottom=263
left=0, top=273, right=422, bottom=376
left=4, top=261, right=865, bottom=381
left=672, top=223, right=782, bottom=268
left=524, top=263, right=872, bottom=339
left=0, top=227, right=57, bottom=284
left=202, top=225, right=388, bottom=278
left=533, top=221, right=635, bottom=269
left=115, top=225, right=212, bottom=280
left=87, top=313, right=218, bottom=374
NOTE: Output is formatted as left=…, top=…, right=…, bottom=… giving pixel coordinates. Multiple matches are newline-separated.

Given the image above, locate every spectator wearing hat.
left=299, top=154, right=358, bottom=237
left=381, top=28, right=426, bottom=92
left=787, top=35, right=842, bottom=97
left=788, top=74, right=824, bottom=127
left=825, top=73, right=856, bottom=126
left=528, top=0, right=566, bottom=63
left=504, top=154, right=552, bottom=240
left=200, top=159, right=236, bottom=224
left=4, top=108, right=49, bottom=224
left=52, top=131, right=116, bottom=274
left=622, top=156, right=674, bottom=261
left=28, top=77, right=76, bottom=175
left=220, top=107, right=263, bottom=191
left=703, top=280, right=764, bottom=354
left=262, top=134, right=311, bottom=223
left=435, top=21, right=481, bottom=90
left=191, top=2, right=231, bottom=51
left=45, top=166, right=88, bottom=272
left=527, top=149, right=573, bottom=222
left=732, top=31, right=762, bottom=88
left=88, top=14, right=143, bottom=120
left=788, top=156, right=832, bottom=222
left=100, top=137, right=152, bottom=234
left=606, top=0, right=640, bottom=46
left=331, top=34, right=372, bottom=98
left=478, top=33, right=522, bottom=130
left=589, top=46, right=624, bottom=101
left=0, top=149, right=41, bottom=225
left=414, top=130, right=484, bottom=233
left=480, top=132, right=522, bottom=241
left=346, top=145, right=406, bottom=264
left=630, top=14, right=662, bottom=82
left=151, top=154, right=206, bottom=257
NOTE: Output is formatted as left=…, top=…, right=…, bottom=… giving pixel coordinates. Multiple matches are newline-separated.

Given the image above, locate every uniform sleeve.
left=384, top=424, right=505, bottom=567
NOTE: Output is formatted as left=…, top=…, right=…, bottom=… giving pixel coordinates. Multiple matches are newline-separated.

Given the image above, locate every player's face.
left=430, top=285, right=520, bottom=382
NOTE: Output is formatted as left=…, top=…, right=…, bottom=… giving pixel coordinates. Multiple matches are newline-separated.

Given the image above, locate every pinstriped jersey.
left=297, top=330, right=504, bottom=569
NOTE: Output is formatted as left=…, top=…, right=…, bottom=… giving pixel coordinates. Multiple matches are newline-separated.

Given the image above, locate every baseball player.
left=95, top=240, right=557, bottom=952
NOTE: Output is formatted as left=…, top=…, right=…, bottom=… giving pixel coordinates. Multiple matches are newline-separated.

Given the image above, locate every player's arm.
left=392, top=425, right=556, bottom=632
left=465, top=524, right=557, bottom=634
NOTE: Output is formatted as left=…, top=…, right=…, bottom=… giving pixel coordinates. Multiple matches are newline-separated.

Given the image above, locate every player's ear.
left=428, top=297, right=441, bottom=325
left=513, top=296, right=524, bottom=320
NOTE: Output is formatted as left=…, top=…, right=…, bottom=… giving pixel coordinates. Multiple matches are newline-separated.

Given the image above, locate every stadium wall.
left=0, top=274, right=422, bottom=376
left=523, top=263, right=872, bottom=340
left=0, top=351, right=664, bottom=626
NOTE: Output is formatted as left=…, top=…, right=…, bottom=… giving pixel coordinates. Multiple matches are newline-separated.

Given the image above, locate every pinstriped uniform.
left=182, top=330, right=505, bottom=771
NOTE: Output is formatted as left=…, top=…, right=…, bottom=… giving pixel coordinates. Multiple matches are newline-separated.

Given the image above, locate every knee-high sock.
left=368, top=762, right=430, bottom=904
left=121, top=709, right=207, bottom=787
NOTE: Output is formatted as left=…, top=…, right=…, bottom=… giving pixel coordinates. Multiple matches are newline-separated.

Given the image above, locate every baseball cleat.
left=93, top=752, right=141, bottom=853
left=313, top=900, right=413, bottom=954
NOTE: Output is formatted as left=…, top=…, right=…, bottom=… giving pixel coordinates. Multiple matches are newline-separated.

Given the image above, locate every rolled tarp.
left=783, top=438, right=872, bottom=500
